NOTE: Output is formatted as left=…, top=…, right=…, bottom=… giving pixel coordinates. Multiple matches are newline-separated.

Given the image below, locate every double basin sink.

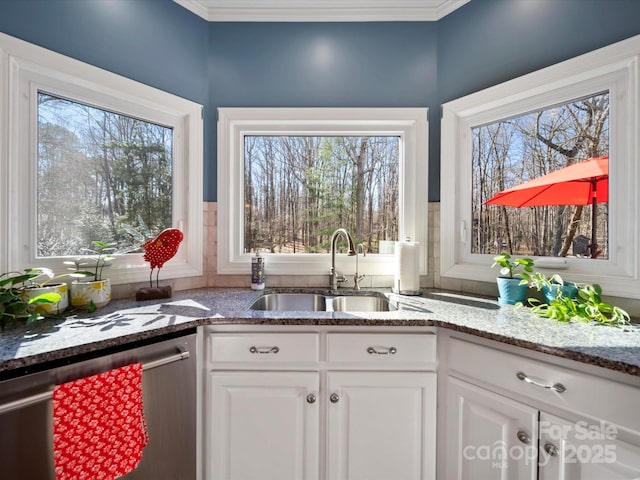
left=250, top=292, right=396, bottom=312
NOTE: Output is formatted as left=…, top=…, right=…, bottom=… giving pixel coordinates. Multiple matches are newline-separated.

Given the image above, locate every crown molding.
left=174, top=0, right=470, bottom=22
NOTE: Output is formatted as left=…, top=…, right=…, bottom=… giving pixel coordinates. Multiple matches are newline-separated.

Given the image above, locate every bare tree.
left=472, top=92, right=609, bottom=258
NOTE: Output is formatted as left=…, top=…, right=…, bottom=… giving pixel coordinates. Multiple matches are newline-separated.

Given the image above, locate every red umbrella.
left=484, top=157, right=608, bottom=255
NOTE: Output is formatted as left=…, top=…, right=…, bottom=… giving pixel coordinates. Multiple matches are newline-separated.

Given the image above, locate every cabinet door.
left=446, top=377, right=539, bottom=480
left=539, top=413, right=640, bottom=480
left=207, top=371, right=319, bottom=480
left=326, top=371, right=436, bottom=480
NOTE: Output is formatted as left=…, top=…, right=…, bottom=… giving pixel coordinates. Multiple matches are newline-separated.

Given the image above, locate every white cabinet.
left=446, top=377, right=538, bottom=480
left=205, top=332, right=320, bottom=480
left=203, top=329, right=437, bottom=480
left=538, top=413, right=640, bottom=480
left=442, top=334, right=640, bottom=480
left=327, top=371, right=436, bottom=480
left=208, top=371, right=319, bottom=480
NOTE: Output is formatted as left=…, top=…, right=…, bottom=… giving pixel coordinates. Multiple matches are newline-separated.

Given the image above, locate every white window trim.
left=441, top=34, right=640, bottom=299
left=217, top=107, right=429, bottom=277
left=0, top=33, right=203, bottom=284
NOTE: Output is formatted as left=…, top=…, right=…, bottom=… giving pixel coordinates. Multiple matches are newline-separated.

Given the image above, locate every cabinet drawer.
left=208, top=333, right=319, bottom=367
left=327, top=333, right=436, bottom=369
left=448, top=337, right=640, bottom=432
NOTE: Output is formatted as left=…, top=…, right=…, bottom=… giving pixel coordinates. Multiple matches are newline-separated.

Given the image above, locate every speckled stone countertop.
left=1, top=288, right=639, bottom=378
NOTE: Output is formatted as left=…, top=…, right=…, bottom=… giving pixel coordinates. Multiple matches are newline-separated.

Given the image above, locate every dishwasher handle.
left=0, top=346, right=190, bottom=415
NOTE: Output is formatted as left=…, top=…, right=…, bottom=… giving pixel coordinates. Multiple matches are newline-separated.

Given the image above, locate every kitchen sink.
left=250, top=292, right=395, bottom=312
left=331, top=295, right=395, bottom=312
left=249, top=293, right=327, bottom=311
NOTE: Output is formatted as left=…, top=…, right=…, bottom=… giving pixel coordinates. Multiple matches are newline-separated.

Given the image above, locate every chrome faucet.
left=329, top=228, right=356, bottom=290
left=354, top=243, right=366, bottom=290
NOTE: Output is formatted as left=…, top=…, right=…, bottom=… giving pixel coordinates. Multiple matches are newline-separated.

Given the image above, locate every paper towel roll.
left=393, top=240, right=421, bottom=295
left=378, top=240, right=396, bottom=254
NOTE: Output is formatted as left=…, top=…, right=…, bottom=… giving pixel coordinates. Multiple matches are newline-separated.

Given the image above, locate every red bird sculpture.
left=142, top=228, right=184, bottom=287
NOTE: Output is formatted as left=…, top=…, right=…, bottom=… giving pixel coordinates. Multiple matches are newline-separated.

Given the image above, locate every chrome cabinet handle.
left=516, top=430, right=531, bottom=444
left=544, top=443, right=559, bottom=457
left=249, top=346, right=280, bottom=354
left=367, top=346, right=397, bottom=355
left=330, top=393, right=340, bottom=403
left=306, top=393, right=316, bottom=404
left=516, top=371, right=566, bottom=393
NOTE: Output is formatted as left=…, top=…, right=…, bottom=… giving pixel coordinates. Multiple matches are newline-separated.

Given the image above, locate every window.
left=37, top=92, right=174, bottom=257
left=244, top=135, right=399, bottom=254
left=471, top=92, right=609, bottom=259
left=441, top=35, right=640, bottom=298
left=218, top=108, right=428, bottom=276
left=0, top=33, right=203, bottom=284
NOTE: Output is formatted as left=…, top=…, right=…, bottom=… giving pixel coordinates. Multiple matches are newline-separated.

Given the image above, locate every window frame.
left=217, top=107, right=429, bottom=276
left=0, top=33, right=204, bottom=284
left=441, top=35, right=640, bottom=298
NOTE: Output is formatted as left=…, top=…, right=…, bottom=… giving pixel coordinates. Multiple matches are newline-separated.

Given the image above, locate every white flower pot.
left=21, top=283, right=69, bottom=314
left=70, top=279, right=111, bottom=309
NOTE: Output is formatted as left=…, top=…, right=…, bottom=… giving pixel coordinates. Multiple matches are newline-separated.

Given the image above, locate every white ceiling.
left=173, top=0, right=470, bottom=22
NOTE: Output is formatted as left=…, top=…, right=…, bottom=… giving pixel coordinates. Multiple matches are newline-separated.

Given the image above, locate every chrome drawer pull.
left=366, top=346, right=397, bottom=355
left=306, top=393, right=317, bottom=404
left=516, top=430, right=531, bottom=444
left=516, top=371, right=566, bottom=393
left=330, top=393, right=340, bottom=403
left=249, top=346, right=280, bottom=354
left=544, top=443, right=559, bottom=457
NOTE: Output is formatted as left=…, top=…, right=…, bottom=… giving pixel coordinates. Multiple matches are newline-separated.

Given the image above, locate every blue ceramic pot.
left=496, top=277, right=527, bottom=305
left=542, top=282, right=578, bottom=304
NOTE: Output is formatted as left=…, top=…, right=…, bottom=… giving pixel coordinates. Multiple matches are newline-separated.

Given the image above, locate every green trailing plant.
left=522, top=271, right=578, bottom=302
left=524, top=274, right=630, bottom=326
left=0, top=270, right=62, bottom=328
left=64, top=240, right=116, bottom=281
left=491, top=253, right=534, bottom=280
left=574, top=283, right=629, bottom=325
left=521, top=271, right=559, bottom=291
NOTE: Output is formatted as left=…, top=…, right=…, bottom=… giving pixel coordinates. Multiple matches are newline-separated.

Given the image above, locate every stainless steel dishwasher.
left=0, top=329, right=197, bottom=479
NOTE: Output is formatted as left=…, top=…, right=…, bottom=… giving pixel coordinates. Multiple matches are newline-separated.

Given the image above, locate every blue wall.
left=435, top=0, right=640, bottom=199
left=0, top=0, right=208, bottom=104
left=439, top=0, right=640, bottom=103
left=2, top=0, right=640, bottom=202
left=207, top=22, right=438, bottom=198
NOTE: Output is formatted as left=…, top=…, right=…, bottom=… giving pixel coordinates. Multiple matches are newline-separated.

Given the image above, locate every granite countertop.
left=1, top=287, right=639, bottom=378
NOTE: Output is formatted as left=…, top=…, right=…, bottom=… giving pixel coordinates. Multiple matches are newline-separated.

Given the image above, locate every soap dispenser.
left=251, top=251, right=265, bottom=290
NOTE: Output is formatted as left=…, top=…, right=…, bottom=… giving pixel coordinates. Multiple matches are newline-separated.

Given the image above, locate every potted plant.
left=65, top=241, right=116, bottom=311
left=491, top=253, right=534, bottom=305
left=526, top=281, right=629, bottom=326
left=20, top=267, right=71, bottom=315
left=522, top=272, right=578, bottom=304
left=0, top=270, right=61, bottom=329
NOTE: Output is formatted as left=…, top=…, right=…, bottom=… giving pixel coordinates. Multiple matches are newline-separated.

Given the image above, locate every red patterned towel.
left=53, top=363, right=148, bottom=480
